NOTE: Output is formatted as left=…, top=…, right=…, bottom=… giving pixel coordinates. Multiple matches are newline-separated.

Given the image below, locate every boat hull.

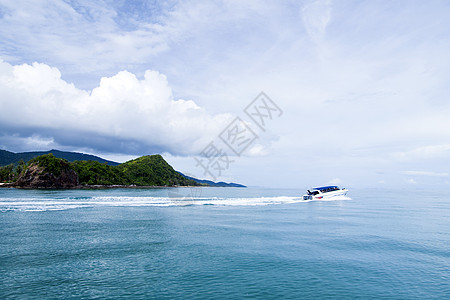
left=303, top=189, right=347, bottom=200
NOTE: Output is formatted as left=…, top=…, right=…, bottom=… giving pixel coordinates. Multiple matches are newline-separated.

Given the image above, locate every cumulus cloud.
left=247, top=144, right=268, bottom=157
left=0, top=60, right=232, bottom=155
left=0, top=0, right=282, bottom=89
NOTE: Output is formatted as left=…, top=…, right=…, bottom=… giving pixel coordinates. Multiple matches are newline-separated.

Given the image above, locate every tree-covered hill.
left=1, top=153, right=201, bottom=188
left=0, top=149, right=118, bottom=166
left=72, top=160, right=128, bottom=186
left=14, top=154, right=79, bottom=188
left=0, top=150, right=246, bottom=188
left=117, top=155, right=198, bottom=186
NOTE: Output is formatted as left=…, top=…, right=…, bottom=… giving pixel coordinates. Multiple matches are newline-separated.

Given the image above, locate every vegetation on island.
left=0, top=149, right=118, bottom=166
left=72, top=154, right=198, bottom=186
left=28, top=154, right=72, bottom=177
left=1, top=153, right=201, bottom=188
left=0, top=150, right=246, bottom=188
left=72, top=160, right=128, bottom=185
left=14, top=155, right=79, bottom=188
left=0, top=160, right=25, bottom=182
left=117, top=155, right=193, bottom=186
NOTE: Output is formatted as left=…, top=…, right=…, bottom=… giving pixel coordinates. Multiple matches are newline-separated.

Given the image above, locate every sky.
left=1, top=0, right=450, bottom=188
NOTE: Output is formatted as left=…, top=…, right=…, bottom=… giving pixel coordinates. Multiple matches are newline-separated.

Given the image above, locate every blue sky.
left=1, top=0, right=450, bottom=188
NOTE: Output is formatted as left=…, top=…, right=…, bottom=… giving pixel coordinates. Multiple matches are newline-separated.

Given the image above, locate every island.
left=0, top=152, right=245, bottom=189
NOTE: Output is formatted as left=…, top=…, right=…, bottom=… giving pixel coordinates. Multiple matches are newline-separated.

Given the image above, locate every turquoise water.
left=0, top=187, right=448, bottom=299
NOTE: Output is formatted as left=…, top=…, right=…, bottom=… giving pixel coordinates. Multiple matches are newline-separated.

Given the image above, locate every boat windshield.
left=306, top=190, right=320, bottom=196
left=308, top=190, right=320, bottom=195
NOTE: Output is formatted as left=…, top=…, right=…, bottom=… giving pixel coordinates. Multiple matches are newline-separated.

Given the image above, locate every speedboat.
left=303, top=186, right=348, bottom=200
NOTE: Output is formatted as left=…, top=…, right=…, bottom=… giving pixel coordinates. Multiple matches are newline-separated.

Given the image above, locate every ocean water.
left=0, top=187, right=448, bottom=299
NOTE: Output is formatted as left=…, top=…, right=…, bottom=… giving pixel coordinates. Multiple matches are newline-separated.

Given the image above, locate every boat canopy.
left=313, top=186, right=339, bottom=191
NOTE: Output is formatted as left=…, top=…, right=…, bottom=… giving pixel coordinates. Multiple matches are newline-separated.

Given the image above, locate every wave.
left=0, top=195, right=351, bottom=212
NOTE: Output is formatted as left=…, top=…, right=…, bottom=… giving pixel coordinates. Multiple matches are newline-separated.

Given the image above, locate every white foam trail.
left=0, top=195, right=351, bottom=212
left=301, top=195, right=352, bottom=203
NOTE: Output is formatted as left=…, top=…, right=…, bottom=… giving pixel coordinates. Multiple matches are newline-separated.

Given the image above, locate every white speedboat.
left=303, top=186, right=348, bottom=200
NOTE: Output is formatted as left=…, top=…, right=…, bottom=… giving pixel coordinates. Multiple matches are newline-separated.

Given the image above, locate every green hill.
left=72, top=160, right=128, bottom=186
left=117, top=155, right=199, bottom=186
left=3, top=153, right=201, bottom=188
left=0, top=150, right=246, bottom=188
left=72, top=155, right=198, bottom=186
left=0, top=149, right=118, bottom=166
left=14, top=154, right=79, bottom=188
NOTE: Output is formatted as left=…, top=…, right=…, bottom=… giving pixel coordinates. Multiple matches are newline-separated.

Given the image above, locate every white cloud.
left=406, top=178, right=417, bottom=185
left=301, top=0, right=332, bottom=42
left=24, top=135, right=55, bottom=148
left=247, top=144, right=268, bottom=157
left=0, top=60, right=232, bottom=155
left=0, top=0, right=281, bottom=88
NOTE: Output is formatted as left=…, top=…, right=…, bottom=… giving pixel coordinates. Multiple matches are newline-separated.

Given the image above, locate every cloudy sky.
left=1, top=0, right=450, bottom=188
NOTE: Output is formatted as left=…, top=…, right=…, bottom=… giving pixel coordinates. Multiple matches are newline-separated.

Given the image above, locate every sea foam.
left=0, top=195, right=351, bottom=212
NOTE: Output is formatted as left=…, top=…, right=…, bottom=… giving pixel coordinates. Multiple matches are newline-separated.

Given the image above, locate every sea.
left=0, top=187, right=448, bottom=299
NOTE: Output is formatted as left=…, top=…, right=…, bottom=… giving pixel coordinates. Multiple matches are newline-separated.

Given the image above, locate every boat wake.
left=0, top=195, right=351, bottom=212
left=301, top=195, right=352, bottom=203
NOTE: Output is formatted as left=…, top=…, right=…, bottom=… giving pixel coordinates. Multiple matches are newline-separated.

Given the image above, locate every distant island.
left=0, top=150, right=245, bottom=189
